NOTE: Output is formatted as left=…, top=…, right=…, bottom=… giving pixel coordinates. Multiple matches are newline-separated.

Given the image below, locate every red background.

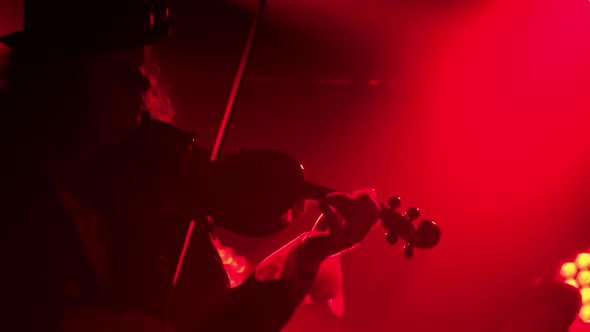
left=2, top=0, right=590, bottom=330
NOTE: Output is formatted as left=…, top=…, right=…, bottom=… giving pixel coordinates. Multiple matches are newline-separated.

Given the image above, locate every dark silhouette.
left=0, top=1, right=380, bottom=331
left=502, top=279, right=583, bottom=332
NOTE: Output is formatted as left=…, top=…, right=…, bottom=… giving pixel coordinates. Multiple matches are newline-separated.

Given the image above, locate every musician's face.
left=78, top=48, right=151, bottom=150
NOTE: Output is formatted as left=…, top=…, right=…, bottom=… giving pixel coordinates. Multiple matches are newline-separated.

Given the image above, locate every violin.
left=208, top=146, right=441, bottom=258
left=92, top=113, right=441, bottom=255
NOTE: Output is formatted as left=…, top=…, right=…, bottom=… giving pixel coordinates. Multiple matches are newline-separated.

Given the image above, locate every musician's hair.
left=141, top=46, right=175, bottom=123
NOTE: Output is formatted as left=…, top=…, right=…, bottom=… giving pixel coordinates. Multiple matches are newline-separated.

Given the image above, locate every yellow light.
left=565, top=279, right=580, bottom=288
left=580, top=305, right=590, bottom=323
left=235, top=264, right=246, bottom=274
left=218, top=247, right=234, bottom=264
left=561, top=262, right=579, bottom=279
left=576, top=253, right=590, bottom=271
left=230, top=256, right=247, bottom=274
left=581, top=288, right=590, bottom=304
left=578, top=271, right=590, bottom=287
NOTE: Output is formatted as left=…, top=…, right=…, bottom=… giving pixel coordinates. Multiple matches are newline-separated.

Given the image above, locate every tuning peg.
left=415, top=220, right=441, bottom=249
left=403, top=243, right=414, bottom=259
left=385, top=231, right=399, bottom=245
left=387, top=196, right=401, bottom=209
left=405, top=207, right=420, bottom=221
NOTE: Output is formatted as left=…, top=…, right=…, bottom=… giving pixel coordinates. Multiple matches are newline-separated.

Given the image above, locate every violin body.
left=84, top=114, right=308, bottom=237
left=208, top=148, right=306, bottom=236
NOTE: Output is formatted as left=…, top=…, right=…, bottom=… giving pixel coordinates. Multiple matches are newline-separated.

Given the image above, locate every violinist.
left=0, top=1, right=380, bottom=331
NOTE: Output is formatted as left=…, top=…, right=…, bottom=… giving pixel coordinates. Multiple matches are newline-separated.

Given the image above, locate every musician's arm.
left=170, top=190, right=380, bottom=332
left=167, top=227, right=336, bottom=332
left=197, top=234, right=327, bottom=332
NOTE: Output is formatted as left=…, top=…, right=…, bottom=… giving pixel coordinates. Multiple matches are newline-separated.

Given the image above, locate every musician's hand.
left=300, top=189, right=381, bottom=271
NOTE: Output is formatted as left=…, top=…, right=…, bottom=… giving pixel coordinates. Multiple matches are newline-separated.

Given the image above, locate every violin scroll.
left=379, top=196, right=441, bottom=259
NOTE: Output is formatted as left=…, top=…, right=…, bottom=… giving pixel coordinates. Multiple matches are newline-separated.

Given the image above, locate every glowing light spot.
left=578, top=271, right=590, bottom=287
left=565, top=279, right=580, bottom=288
left=581, top=288, right=590, bottom=304
left=559, top=251, right=590, bottom=323
left=217, top=244, right=248, bottom=287
left=561, top=262, right=578, bottom=279
left=576, top=253, right=590, bottom=271
left=368, top=79, right=380, bottom=86
left=219, top=247, right=235, bottom=264
left=231, top=256, right=247, bottom=274
left=580, top=305, right=590, bottom=323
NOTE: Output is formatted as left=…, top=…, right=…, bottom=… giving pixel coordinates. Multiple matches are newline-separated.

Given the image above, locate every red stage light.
left=578, top=271, right=590, bottom=288
left=565, top=279, right=580, bottom=288
left=576, top=253, right=590, bottom=270
left=581, top=288, right=590, bottom=305
left=561, top=262, right=578, bottom=279
left=580, top=305, right=590, bottom=323
left=560, top=249, right=590, bottom=323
